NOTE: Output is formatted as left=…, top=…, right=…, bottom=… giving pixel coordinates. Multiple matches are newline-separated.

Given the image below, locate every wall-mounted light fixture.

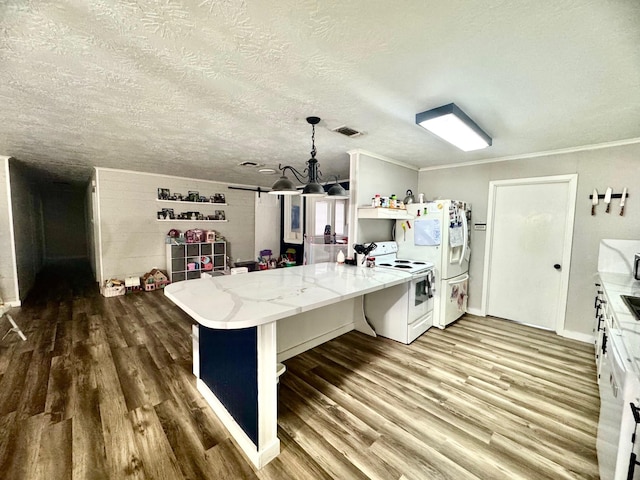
left=270, top=116, right=345, bottom=198
left=415, top=103, right=492, bottom=151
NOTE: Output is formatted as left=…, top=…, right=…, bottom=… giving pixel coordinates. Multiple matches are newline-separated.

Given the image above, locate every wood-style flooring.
left=0, top=261, right=600, bottom=479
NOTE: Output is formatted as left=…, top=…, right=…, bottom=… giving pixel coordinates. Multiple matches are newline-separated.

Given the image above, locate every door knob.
left=554, top=264, right=561, bottom=270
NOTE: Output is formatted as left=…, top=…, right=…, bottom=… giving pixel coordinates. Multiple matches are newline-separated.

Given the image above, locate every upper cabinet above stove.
left=358, top=206, right=414, bottom=220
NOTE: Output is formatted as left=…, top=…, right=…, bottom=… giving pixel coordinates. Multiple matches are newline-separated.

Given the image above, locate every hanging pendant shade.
left=270, top=174, right=299, bottom=194
left=327, top=182, right=348, bottom=198
left=269, top=116, right=328, bottom=197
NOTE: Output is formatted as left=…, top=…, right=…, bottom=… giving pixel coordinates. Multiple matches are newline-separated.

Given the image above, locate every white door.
left=482, top=175, right=577, bottom=331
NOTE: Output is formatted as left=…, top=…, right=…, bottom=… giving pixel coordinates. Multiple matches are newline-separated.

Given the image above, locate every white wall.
left=348, top=150, right=419, bottom=248
left=95, top=168, right=256, bottom=283
left=0, top=157, right=18, bottom=303
left=8, top=159, right=44, bottom=301
left=418, top=141, right=640, bottom=338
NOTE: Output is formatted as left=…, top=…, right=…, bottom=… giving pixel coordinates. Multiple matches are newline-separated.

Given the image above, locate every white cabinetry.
left=594, top=282, right=607, bottom=382
left=595, top=274, right=640, bottom=480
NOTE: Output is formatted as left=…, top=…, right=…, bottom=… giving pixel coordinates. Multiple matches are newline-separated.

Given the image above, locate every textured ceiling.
left=1, top=1, right=639, bottom=187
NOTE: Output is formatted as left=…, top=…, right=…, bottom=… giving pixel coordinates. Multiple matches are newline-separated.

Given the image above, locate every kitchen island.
left=164, top=262, right=412, bottom=468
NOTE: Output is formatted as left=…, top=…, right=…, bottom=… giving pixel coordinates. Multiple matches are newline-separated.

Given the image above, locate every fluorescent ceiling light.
left=416, top=103, right=492, bottom=151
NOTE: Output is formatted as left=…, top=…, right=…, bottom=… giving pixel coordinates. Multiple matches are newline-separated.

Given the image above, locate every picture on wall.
left=291, top=205, right=300, bottom=231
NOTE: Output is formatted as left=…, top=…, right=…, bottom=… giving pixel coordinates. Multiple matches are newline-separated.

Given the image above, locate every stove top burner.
left=370, top=250, right=434, bottom=275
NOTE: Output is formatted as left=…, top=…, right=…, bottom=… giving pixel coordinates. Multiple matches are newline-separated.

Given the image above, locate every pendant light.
left=326, top=175, right=348, bottom=198
left=269, top=117, right=327, bottom=197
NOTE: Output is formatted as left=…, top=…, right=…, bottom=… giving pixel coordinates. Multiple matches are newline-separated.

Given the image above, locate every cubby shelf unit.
left=166, top=241, right=227, bottom=283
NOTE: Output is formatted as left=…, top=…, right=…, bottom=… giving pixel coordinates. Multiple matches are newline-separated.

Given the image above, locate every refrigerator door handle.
left=448, top=274, right=469, bottom=285
left=459, top=207, right=468, bottom=265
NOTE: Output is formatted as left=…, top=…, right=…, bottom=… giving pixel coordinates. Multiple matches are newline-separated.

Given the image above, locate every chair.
left=0, top=297, right=26, bottom=342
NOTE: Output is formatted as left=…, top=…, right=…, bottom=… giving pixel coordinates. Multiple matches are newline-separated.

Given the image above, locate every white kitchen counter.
left=598, top=272, right=640, bottom=375
left=164, top=262, right=412, bottom=329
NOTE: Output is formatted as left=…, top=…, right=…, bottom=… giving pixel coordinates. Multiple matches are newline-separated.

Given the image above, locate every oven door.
left=408, top=272, right=434, bottom=324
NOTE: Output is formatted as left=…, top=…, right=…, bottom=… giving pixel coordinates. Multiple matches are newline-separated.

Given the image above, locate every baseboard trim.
left=559, top=329, right=594, bottom=344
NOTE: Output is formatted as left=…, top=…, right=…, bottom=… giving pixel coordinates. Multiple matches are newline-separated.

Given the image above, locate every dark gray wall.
left=41, top=185, right=88, bottom=262
left=9, top=160, right=44, bottom=301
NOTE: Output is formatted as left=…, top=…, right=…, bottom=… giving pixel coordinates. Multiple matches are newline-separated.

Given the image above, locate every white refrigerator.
left=395, top=200, right=471, bottom=328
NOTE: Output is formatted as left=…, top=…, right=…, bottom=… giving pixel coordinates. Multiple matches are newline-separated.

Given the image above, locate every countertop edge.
left=165, top=264, right=413, bottom=329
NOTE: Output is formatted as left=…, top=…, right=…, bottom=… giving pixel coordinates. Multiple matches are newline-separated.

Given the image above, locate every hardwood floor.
left=0, top=261, right=600, bottom=479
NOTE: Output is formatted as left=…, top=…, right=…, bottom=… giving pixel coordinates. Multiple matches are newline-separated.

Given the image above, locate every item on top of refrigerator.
left=403, top=190, right=415, bottom=204
left=390, top=194, right=397, bottom=208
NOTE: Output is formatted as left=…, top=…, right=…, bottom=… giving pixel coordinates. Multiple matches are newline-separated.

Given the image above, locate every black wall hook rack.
left=589, top=193, right=629, bottom=200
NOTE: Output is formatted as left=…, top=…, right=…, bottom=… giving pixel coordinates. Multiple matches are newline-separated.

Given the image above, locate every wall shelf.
left=157, top=219, right=229, bottom=223
left=357, top=207, right=414, bottom=220
left=157, top=199, right=228, bottom=206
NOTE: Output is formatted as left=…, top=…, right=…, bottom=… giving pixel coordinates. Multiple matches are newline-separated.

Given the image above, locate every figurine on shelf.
left=159, top=208, right=175, bottom=219
left=157, top=188, right=170, bottom=200
left=187, top=191, right=199, bottom=202
left=213, top=193, right=226, bottom=203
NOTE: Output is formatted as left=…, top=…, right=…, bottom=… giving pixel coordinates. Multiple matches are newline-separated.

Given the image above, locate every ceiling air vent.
left=332, top=125, right=363, bottom=137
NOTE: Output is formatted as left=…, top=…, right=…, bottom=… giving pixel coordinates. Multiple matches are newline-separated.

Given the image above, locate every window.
left=308, top=198, right=348, bottom=237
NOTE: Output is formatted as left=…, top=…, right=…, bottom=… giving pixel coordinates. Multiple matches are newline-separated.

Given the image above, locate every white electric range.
left=363, top=241, right=435, bottom=344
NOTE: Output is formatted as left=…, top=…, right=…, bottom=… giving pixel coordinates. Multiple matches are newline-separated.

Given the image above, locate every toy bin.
left=100, top=285, right=125, bottom=297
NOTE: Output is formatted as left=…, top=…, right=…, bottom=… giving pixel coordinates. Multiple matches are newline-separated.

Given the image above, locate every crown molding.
left=419, top=137, right=640, bottom=172
left=347, top=149, right=419, bottom=171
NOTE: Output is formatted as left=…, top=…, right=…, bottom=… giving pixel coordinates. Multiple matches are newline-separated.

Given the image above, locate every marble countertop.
left=164, top=263, right=413, bottom=329
left=598, top=272, right=640, bottom=375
